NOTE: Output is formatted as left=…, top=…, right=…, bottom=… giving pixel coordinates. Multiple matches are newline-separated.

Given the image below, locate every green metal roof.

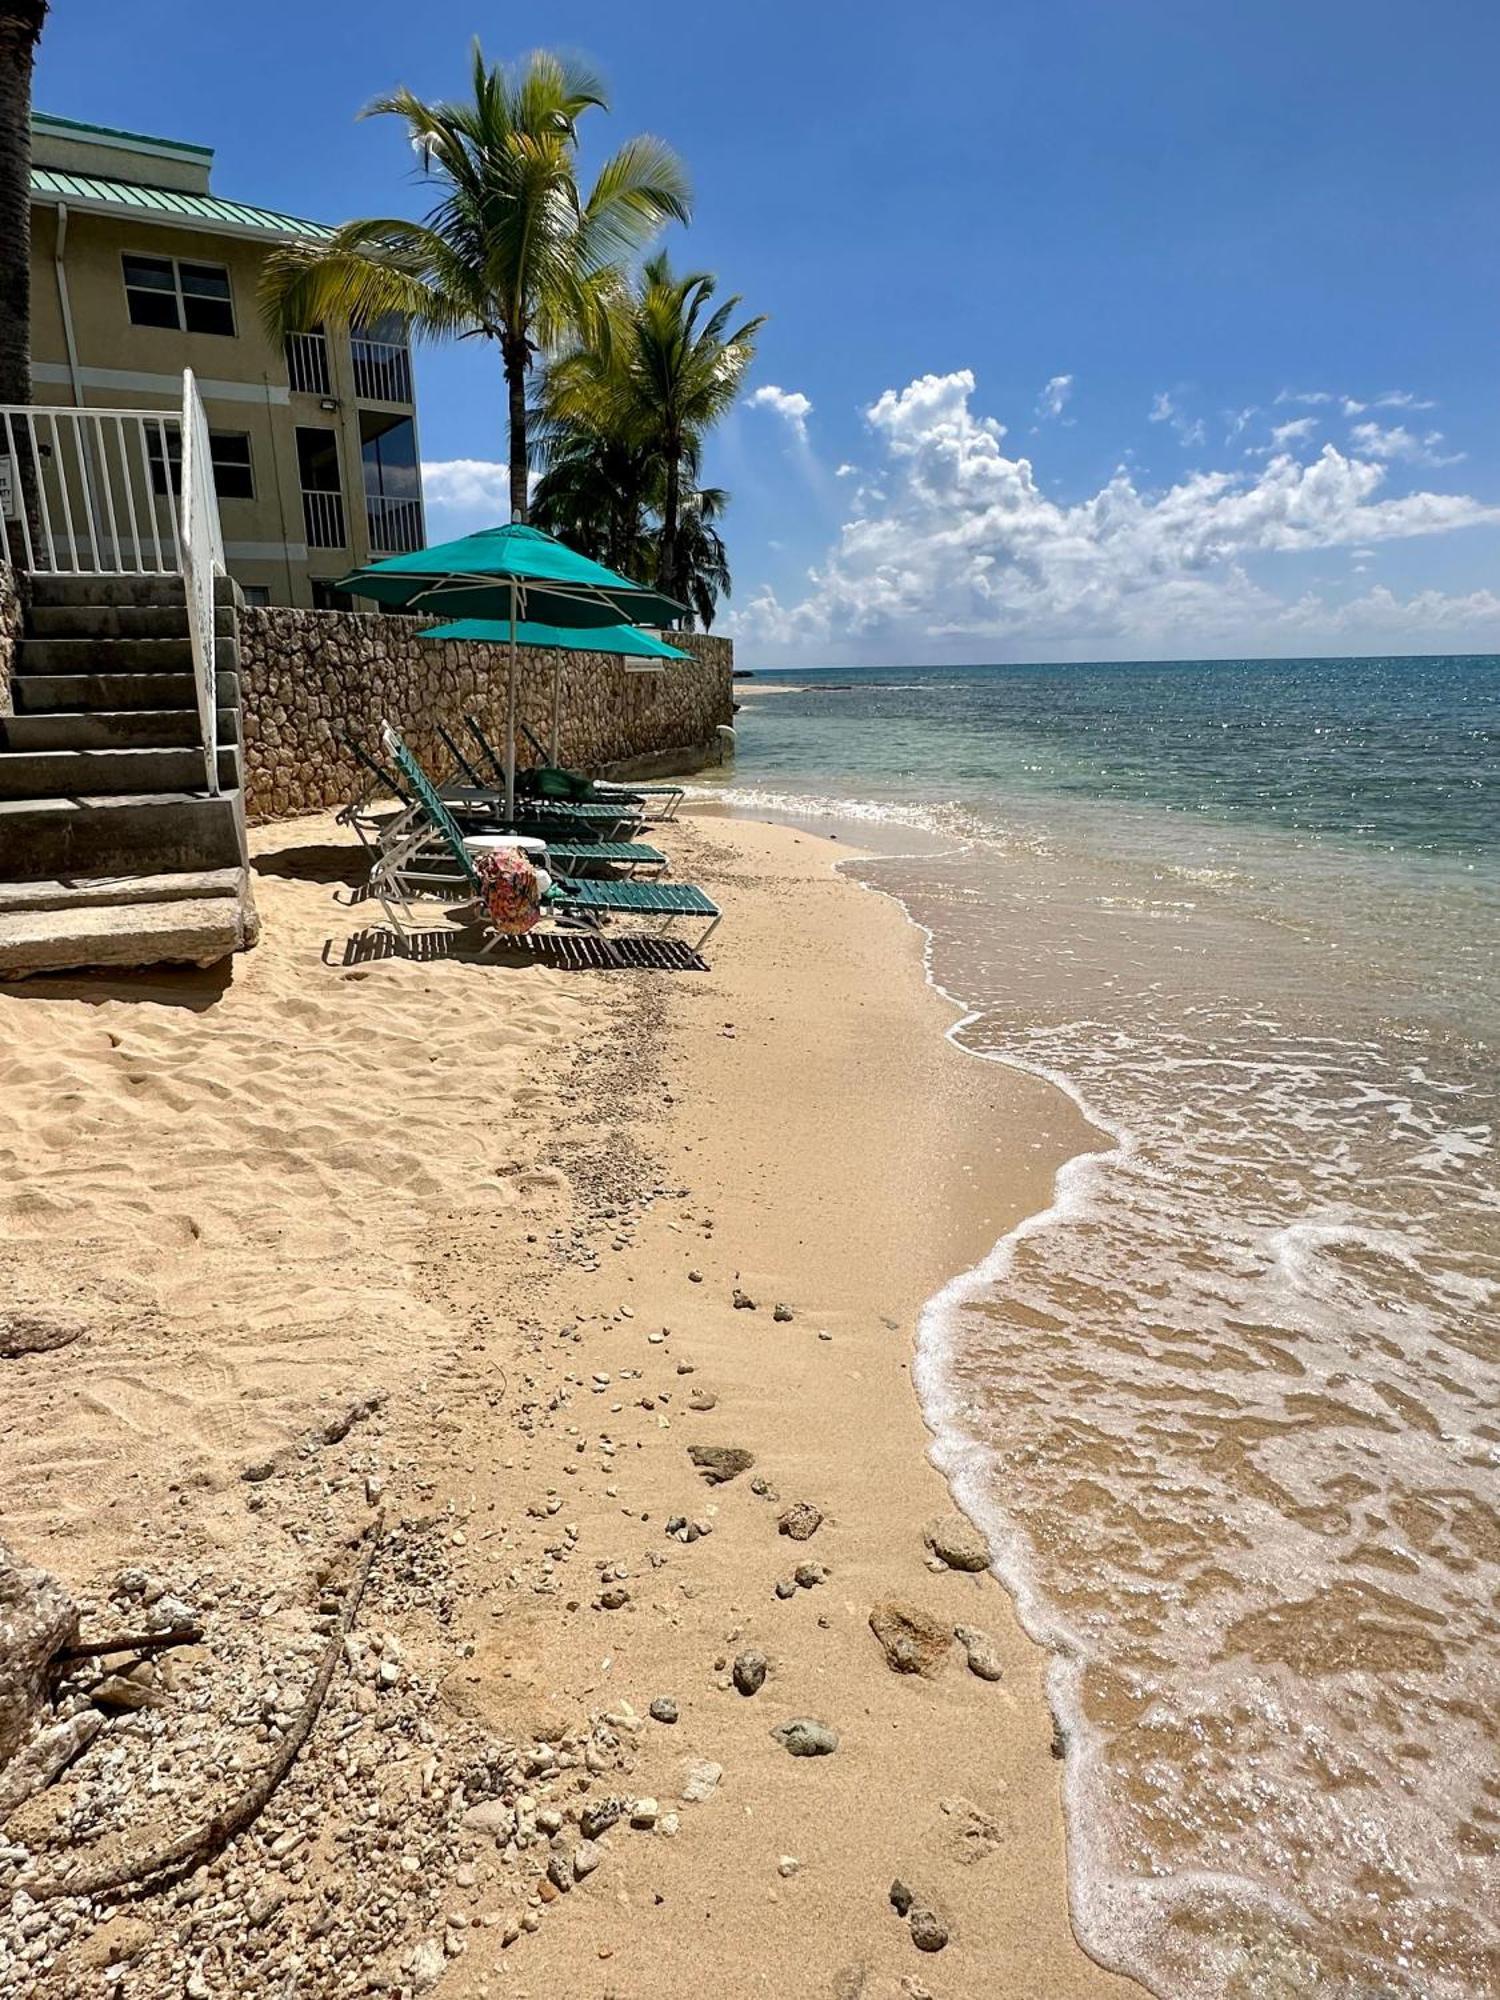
left=29, top=165, right=332, bottom=240
left=33, top=112, right=213, bottom=158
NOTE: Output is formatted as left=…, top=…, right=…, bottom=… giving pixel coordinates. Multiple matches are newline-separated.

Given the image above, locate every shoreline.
left=0, top=806, right=1140, bottom=1998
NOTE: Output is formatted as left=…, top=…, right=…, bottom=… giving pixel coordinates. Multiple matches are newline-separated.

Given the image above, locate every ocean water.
left=704, top=657, right=1500, bottom=1999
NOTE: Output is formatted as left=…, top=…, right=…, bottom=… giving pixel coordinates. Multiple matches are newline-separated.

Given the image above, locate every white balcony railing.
left=366, top=493, right=424, bottom=554
left=351, top=337, right=413, bottom=404
left=285, top=329, right=332, bottom=397
left=0, top=372, right=225, bottom=795
left=301, top=488, right=347, bottom=550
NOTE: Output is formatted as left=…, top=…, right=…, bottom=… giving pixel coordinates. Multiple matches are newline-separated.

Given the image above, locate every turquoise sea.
left=702, top=655, right=1500, bottom=2000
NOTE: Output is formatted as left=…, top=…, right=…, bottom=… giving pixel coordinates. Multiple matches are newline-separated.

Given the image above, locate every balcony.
left=366, top=493, right=424, bottom=555
left=351, top=336, right=412, bottom=405
left=301, top=488, right=346, bottom=550
left=285, top=330, right=331, bottom=397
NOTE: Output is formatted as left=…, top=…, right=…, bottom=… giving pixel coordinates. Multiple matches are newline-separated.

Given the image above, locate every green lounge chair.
left=374, top=725, right=722, bottom=953
left=467, top=716, right=686, bottom=823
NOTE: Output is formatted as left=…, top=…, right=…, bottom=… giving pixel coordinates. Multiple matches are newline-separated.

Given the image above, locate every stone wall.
left=236, top=608, right=733, bottom=823
left=0, top=563, right=21, bottom=718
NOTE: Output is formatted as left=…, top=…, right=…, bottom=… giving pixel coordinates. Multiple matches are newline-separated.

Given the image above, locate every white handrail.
left=179, top=368, right=225, bottom=796
left=0, top=401, right=184, bottom=573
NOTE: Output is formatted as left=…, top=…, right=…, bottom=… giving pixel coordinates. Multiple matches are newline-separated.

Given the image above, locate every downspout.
left=52, top=203, right=82, bottom=407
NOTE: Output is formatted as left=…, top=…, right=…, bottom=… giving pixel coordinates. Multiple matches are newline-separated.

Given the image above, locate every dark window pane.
left=179, top=262, right=231, bottom=300
left=122, top=254, right=175, bottom=291
left=296, top=427, right=341, bottom=492
left=127, top=287, right=181, bottom=330
left=359, top=414, right=418, bottom=499
left=311, top=580, right=355, bottom=612
left=182, top=293, right=235, bottom=337
left=209, top=431, right=253, bottom=500
left=145, top=431, right=183, bottom=497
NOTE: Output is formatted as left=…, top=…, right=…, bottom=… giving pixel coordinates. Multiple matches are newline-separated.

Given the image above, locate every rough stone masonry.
left=236, top=607, right=734, bottom=823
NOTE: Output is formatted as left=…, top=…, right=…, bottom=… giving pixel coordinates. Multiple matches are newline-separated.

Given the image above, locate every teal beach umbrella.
left=337, top=525, right=684, bottom=814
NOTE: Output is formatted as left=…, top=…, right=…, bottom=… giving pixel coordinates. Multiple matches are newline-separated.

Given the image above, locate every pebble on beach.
left=909, top=1907, right=950, bottom=1953
left=955, top=1623, right=1004, bottom=1681
left=869, top=1601, right=954, bottom=1678
left=770, top=1718, right=839, bottom=1758
left=777, top=1501, right=823, bottom=1541
left=732, top=1649, right=768, bottom=1696
left=687, top=1443, right=755, bottom=1485
left=923, top=1514, right=991, bottom=1573
left=649, top=1697, right=679, bottom=1724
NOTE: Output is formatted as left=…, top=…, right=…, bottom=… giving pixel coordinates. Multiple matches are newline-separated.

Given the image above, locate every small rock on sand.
left=771, top=1717, right=839, bottom=1757
left=680, top=1759, right=723, bottom=1803
left=649, top=1697, right=679, bottom=1724
left=688, top=1444, right=754, bottom=1485
left=733, top=1648, right=768, bottom=1695
left=955, top=1623, right=1003, bottom=1681
left=573, top=1840, right=604, bottom=1880
left=869, top=1601, right=954, bottom=1678
left=687, top=1389, right=718, bottom=1412
left=773, top=1303, right=794, bottom=1322
left=777, top=1501, right=822, bottom=1542
left=923, top=1514, right=990, bottom=1573
left=732, top=1289, right=756, bottom=1310
left=889, top=1879, right=915, bottom=1915
left=909, top=1907, right=950, bottom=1953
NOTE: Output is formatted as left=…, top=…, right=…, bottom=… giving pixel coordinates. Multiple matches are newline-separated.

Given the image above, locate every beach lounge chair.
left=373, top=725, right=722, bottom=952
left=467, top=716, right=686, bottom=822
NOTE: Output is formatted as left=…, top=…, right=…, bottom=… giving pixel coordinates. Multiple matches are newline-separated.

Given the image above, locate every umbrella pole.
left=506, top=607, right=517, bottom=820
left=550, top=660, right=562, bottom=766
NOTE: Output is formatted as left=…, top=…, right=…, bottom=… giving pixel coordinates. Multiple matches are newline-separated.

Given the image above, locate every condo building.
left=26, top=112, right=426, bottom=608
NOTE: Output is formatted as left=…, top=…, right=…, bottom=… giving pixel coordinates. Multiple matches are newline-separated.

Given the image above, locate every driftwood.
left=54, top=1622, right=204, bottom=1664
left=22, top=1515, right=383, bottom=1903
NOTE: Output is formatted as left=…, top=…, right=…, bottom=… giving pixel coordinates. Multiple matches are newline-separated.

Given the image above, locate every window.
left=146, top=430, right=254, bottom=501
left=123, top=253, right=235, bottom=336
left=209, top=432, right=253, bottom=501
left=311, top=580, right=355, bottom=612
left=241, top=585, right=271, bottom=608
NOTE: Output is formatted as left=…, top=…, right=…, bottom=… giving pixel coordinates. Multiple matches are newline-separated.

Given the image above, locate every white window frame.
left=121, top=250, right=238, bottom=338
left=209, top=429, right=255, bottom=502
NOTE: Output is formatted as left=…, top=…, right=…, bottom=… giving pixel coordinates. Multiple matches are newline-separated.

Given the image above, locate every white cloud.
left=1348, top=422, right=1464, bottom=467
left=748, top=384, right=814, bottom=444
left=1149, top=390, right=1205, bottom=447
left=1270, top=416, right=1319, bottom=447
left=1037, top=373, right=1074, bottom=420
left=835, top=462, right=858, bottom=478
left=1373, top=390, right=1437, bottom=411
left=729, top=369, right=1500, bottom=663
left=1275, top=388, right=1336, bottom=406
left=422, top=459, right=514, bottom=523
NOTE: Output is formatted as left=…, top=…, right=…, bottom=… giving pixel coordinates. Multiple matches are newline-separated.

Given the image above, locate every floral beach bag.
left=474, top=847, right=545, bottom=935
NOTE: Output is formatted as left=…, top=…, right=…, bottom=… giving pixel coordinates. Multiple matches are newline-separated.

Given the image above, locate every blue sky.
left=37, top=0, right=1500, bottom=664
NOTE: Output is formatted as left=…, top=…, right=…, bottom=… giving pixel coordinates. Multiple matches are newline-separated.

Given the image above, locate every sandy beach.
left=0, top=808, right=1135, bottom=2000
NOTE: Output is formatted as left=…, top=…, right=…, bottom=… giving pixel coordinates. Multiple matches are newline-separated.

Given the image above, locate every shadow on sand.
left=327, top=926, right=709, bottom=974
left=0, top=957, right=234, bottom=1011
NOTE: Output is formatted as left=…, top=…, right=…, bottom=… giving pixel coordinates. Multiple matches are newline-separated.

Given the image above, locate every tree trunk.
left=659, top=441, right=682, bottom=612
left=0, top=3, right=45, bottom=408
left=503, top=339, right=529, bottom=524
left=0, top=2, right=47, bottom=562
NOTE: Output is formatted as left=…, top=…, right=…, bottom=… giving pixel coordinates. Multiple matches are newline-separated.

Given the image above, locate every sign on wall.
left=0, top=455, right=17, bottom=522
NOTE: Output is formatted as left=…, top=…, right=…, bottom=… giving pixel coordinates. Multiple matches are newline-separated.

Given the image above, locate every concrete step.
left=0, top=867, right=244, bottom=916
left=24, top=604, right=237, bottom=640
left=26, top=574, right=188, bottom=610
left=0, top=708, right=239, bottom=752
left=10, top=670, right=239, bottom=713
left=0, top=791, right=247, bottom=879
left=0, top=745, right=240, bottom=800
left=0, top=894, right=252, bottom=977
left=17, top=636, right=198, bottom=672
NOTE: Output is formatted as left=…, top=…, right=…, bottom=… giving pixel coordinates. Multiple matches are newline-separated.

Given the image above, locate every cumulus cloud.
left=1269, top=416, right=1319, bottom=448
left=422, top=459, right=514, bottom=524
left=1037, top=373, right=1074, bottom=420
left=728, top=369, right=1500, bottom=663
left=1348, top=421, right=1463, bottom=466
left=748, top=384, right=814, bottom=444
left=835, top=462, right=858, bottom=478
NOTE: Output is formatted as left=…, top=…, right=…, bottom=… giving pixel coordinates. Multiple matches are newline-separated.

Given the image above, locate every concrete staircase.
left=0, top=574, right=258, bottom=976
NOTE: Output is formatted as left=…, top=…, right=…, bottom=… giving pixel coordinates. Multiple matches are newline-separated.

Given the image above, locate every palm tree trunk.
left=0, top=3, right=45, bottom=410
left=659, top=443, right=682, bottom=610
left=503, top=338, right=529, bottom=524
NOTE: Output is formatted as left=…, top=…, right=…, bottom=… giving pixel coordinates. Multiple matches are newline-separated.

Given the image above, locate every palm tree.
left=529, top=408, right=656, bottom=576
left=612, top=254, right=762, bottom=604
left=0, top=3, right=48, bottom=411
left=674, top=487, right=733, bottom=630
left=537, top=256, right=761, bottom=611
left=261, top=43, right=690, bottom=523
